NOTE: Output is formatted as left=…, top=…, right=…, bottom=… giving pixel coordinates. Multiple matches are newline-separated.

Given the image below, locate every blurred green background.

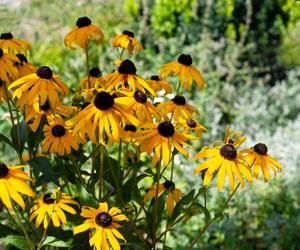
left=1, top=0, right=300, bottom=249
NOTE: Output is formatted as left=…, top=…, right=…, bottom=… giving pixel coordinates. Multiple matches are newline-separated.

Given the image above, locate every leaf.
left=0, top=235, right=28, bottom=250
left=171, top=189, right=195, bottom=222
left=42, top=236, right=72, bottom=248
left=0, top=133, right=18, bottom=151
left=0, top=224, right=18, bottom=237
left=190, top=202, right=211, bottom=223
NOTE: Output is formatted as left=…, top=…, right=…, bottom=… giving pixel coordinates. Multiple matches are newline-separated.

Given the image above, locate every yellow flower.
left=147, top=75, right=172, bottom=94
left=73, top=202, right=128, bottom=250
left=64, top=16, right=104, bottom=49
left=144, top=180, right=182, bottom=217
left=193, top=128, right=252, bottom=192
left=15, top=54, right=36, bottom=78
left=0, top=162, right=35, bottom=210
left=120, top=124, right=138, bottom=142
left=70, top=90, right=139, bottom=144
left=160, top=54, right=205, bottom=90
left=177, top=117, right=207, bottom=138
left=0, top=48, right=19, bottom=83
left=157, top=95, right=200, bottom=121
left=111, top=30, right=143, bottom=55
left=9, top=66, right=68, bottom=109
left=30, top=190, right=78, bottom=229
left=241, top=143, right=283, bottom=182
left=102, top=59, right=156, bottom=96
left=0, top=79, right=8, bottom=102
left=42, top=116, right=79, bottom=155
left=78, top=67, right=102, bottom=90
left=0, top=32, right=31, bottom=53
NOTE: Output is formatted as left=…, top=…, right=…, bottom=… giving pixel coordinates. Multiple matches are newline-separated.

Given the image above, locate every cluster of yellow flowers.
left=0, top=16, right=283, bottom=250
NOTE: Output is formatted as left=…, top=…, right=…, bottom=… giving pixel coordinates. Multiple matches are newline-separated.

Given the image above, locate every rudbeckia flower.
left=15, top=54, right=36, bottom=78
left=103, top=59, right=156, bottom=96
left=144, top=180, right=182, bottom=217
left=111, top=30, right=143, bottom=55
left=177, top=118, right=207, bottom=138
left=0, top=79, right=8, bottom=102
left=241, top=143, right=283, bottom=182
left=42, top=116, right=79, bottom=155
left=9, top=66, right=68, bottom=108
left=160, top=54, right=205, bottom=90
left=30, top=190, right=78, bottom=229
left=0, top=32, right=31, bottom=53
left=70, top=90, right=139, bottom=144
left=193, top=128, right=252, bottom=192
left=0, top=48, right=19, bottom=82
left=0, top=162, right=35, bottom=210
left=78, top=67, right=102, bottom=90
left=64, top=16, right=104, bottom=49
left=137, top=120, right=196, bottom=166
left=147, top=75, right=172, bottom=94
left=73, top=202, right=128, bottom=250
left=121, top=124, right=138, bottom=142
left=157, top=95, right=200, bottom=121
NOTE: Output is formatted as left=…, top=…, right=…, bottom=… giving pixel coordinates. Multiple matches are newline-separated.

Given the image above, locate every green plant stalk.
left=118, top=139, right=122, bottom=167
left=170, top=151, right=175, bottom=181
left=99, top=145, right=104, bottom=200
left=85, top=46, right=91, bottom=88
left=152, top=160, right=161, bottom=250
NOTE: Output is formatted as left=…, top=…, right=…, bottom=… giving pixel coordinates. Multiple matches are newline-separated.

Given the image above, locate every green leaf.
left=171, top=189, right=195, bottom=222
left=191, top=202, right=211, bottom=223
left=0, top=133, right=18, bottom=151
left=0, top=235, right=28, bottom=250
left=42, top=236, right=72, bottom=248
left=0, top=224, right=18, bottom=237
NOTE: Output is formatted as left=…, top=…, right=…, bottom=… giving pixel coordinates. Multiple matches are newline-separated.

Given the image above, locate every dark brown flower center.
left=94, top=91, right=114, bottom=110
left=163, top=180, right=175, bottom=190
left=51, top=125, right=66, bottom=137
left=0, top=79, right=4, bottom=87
left=123, top=30, right=134, bottom=38
left=177, top=54, right=193, bottom=66
left=158, top=121, right=175, bottom=137
left=36, top=66, right=53, bottom=79
left=118, top=59, right=137, bottom=75
left=172, top=95, right=186, bottom=105
left=89, top=67, right=101, bottom=77
left=134, top=90, right=147, bottom=103
left=16, top=54, right=28, bottom=64
left=0, top=163, right=9, bottom=178
left=0, top=32, right=13, bottom=40
left=253, top=143, right=268, bottom=155
left=39, top=100, right=51, bottom=111
left=0, top=48, right=3, bottom=58
left=43, top=193, right=55, bottom=204
left=150, top=75, right=160, bottom=81
left=81, top=102, right=91, bottom=110
left=124, top=124, right=137, bottom=132
left=220, top=144, right=237, bottom=160
left=186, top=119, right=197, bottom=128
left=76, top=16, right=92, bottom=27
left=95, top=212, right=112, bottom=227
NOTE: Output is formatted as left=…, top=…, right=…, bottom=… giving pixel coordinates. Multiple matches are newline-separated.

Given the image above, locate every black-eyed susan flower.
left=0, top=32, right=31, bottom=53
left=144, top=180, right=182, bottom=217
left=115, top=90, right=159, bottom=123
left=147, top=75, right=172, bottom=94
left=193, top=128, right=252, bottom=192
left=9, top=66, right=68, bottom=108
left=111, top=30, right=143, bottom=55
left=0, top=162, right=35, bottom=210
left=177, top=117, right=207, bottom=138
left=78, top=67, right=102, bottom=90
left=103, top=59, right=156, bottom=96
left=121, top=124, right=138, bottom=142
left=30, top=190, right=78, bottom=229
left=157, top=95, right=200, bottom=121
left=42, top=116, right=79, bottom=155
left=137, top=120, right=196, bottom=166
left=160, top=54, right=205, bottom=90
left=241, top=143, right=283, bottom=182
left=70, top=90, right=139, bottom=144
left=73, top=202, right=128, bottom=250
left=15, top=54, right=36, bottom=78
left=0, top=48, right=19, bottom=82
left=64, top=16, right=104, bottom=49
left=0, top=79, right=8, bottom=102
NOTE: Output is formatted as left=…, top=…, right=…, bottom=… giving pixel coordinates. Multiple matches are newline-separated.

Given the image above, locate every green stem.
left=99, top=145, right=104, bottom=200
left=175, top=80, right=181, bottom=95
left=85, top=46, right=91, bottom=88
left=152, top=160, right=161, bottom=249
left=170, top=152, right=175, bottom=181
left=119, top=48, right=125, bottom=59
left=118, top=139, right=122, bottom=167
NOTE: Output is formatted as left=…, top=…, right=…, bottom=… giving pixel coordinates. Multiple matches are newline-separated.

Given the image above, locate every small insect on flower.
left=0, top=162, right=35, bottom=210
left=193, top=128, right=253, bottom=192
left=241, top=143, right=283, bottom=182
left=14, top=54, right=36, bottom=78
left=30, top=189, right=78, bottom=229
left=73, top=202, right=128, bottom=250
left=144, top=180, right=182, bottom=217
left=64, top=16, right=104, bottom=49
left=160, top=54, right=205, bottom=90
left=111, top=30, right=143, bottom=55
left=146, top=75, right=173, bottom=95
left=0, top=48, right=19, bottom=83
left=0, top=32, right=31, bottom=53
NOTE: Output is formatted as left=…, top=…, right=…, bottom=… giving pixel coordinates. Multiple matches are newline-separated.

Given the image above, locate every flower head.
left=0, top=32, right=31, bottom=53
left=0, top=48, right=19, bottom=83
left=147, top=75, right=172, bottom=94
left=111, top=30, right=143, bottom=55
left=15, top=54, right=36, bottom=78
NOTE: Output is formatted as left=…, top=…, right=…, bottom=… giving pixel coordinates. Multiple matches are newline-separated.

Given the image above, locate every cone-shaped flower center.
left=163, top=180, right=175, bottom=190
left=76, top=16, right=91, bottom=27
left=81, top=102, right=91, bottom=110
left=254, top=143, right=268, bottom=155
left=177, top=54, right=193, bottom=66
left=123, top=30, right=134, bottom=38
left=186, top=119, right=197, bottom=128
left=0, top=163, right=9, bottom=178
left=0, top=48, right=3, bottom=58
left=158, top=121, right=175, bottom=137
left=39, top=100, right=51, bottom=111
left=220, top=144, right=237, bottom=160
left=0, top=32, right=13, bottom=40
left=51, top=125, right=66, bottom=137
left=16, top=54, right=28, bottom=64
left=89, top=67, right=101, bottom=77
left=95, top=212, right=113, bottom=227
left=36, top=66, right=53, bottom=79
left=118, top=59, right=137, bottom=74
left=43, top=193, right=55, bottom=204
left=172, top=95, right=186, bottom=105
left=124, top=124, right=137, bottom=132
left=94, top=91, right=114, bottom=110
left=151, top=75, right=160, bottom=81
left=134, top=90, right=147, bottom=103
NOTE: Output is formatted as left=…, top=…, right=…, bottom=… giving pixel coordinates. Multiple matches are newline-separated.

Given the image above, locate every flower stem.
left=85, top=46, right=91, bottom=88
left=99, top=145, right=104, bottom=200
left=152, top=160, right=161, bottom=249
left=118, top=139, right=122, bottom=167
